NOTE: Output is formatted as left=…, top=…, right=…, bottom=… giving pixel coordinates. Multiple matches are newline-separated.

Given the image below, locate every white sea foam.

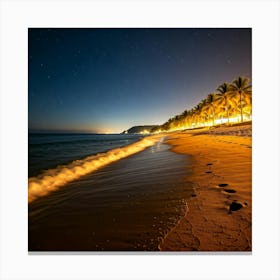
left=28, top=135, right=163, bottom=203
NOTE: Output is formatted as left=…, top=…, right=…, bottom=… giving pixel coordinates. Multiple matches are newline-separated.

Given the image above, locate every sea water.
left=28, top=133, right=194, bottom=251
left=29, top=133, right=144, bottom=177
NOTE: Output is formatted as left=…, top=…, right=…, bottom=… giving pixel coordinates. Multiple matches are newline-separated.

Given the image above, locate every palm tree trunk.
left=211, top=106, right=215, bottom=126
left=226, top=105, right=230, bottom=125
left=239, top=92, right=243, bottom=122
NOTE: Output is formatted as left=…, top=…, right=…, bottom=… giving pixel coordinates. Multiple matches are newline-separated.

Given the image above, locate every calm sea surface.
left=28, top=133, right=193, bottom=251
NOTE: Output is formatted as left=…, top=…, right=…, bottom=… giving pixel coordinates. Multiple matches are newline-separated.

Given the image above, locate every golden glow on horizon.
left=93, top=128, right=116, bottom=134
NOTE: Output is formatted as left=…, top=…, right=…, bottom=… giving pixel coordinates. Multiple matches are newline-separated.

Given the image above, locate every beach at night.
left=29, top=123, right=251, bottom=251
left=27, top=28, right=252, bottom=252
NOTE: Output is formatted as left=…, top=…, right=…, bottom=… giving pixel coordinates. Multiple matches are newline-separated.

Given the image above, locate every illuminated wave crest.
left=28, top=135, right=163, bottom=203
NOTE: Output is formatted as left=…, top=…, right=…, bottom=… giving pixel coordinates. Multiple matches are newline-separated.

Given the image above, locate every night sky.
left=28, top=28, right=251, bottom=133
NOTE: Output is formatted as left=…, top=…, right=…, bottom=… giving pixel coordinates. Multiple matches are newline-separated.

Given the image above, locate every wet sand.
left=29, top=140, right=194, bottom=251
left=160, top=125, right=252, bottom=251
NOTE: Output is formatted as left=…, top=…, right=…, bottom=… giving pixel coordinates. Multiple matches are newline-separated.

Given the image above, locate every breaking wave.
left=28, top=135, right=163, bottom=203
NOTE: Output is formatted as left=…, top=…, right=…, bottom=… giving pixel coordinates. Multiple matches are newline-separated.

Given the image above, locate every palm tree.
left=181, top=110, right=190, bottom=128
left=205, top=93, right=217, bottom=126
left=229, top=77, right=252, bottom=123
left=201, top=106, right=210, bottom=127
left=188, top=108, right=196, bottom=128
left=215, top=82, right=231, bottom=124
left=198, top=98, right=209, bottom=127
left=243, top=90, right=252, bottom=119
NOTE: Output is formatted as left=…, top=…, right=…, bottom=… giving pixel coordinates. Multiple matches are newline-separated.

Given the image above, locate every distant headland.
left=121, top=125, right=159, bottom=134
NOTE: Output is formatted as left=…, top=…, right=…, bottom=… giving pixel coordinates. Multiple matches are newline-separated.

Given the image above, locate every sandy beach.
left=160, top=124, right=252, bottom=251
left=28, top=125, right=252, bottom=251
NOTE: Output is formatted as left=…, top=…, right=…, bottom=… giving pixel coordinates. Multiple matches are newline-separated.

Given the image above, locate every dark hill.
left=121, top=125, right=159, bottom=134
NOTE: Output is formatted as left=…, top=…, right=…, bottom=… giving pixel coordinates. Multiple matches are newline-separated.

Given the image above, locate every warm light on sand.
left=160, top=124, right=252, bottom=251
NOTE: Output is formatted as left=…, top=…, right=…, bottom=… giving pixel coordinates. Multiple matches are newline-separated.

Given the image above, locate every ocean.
left=28, top=133, right=144, bottom=177
left=28, top=133, right=194, bottom=251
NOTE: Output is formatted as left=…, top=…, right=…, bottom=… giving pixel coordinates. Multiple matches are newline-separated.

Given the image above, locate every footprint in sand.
left=229, top=201, right=243, bottom=212
left=218, top=183, right=228, bottom=187
left=228, top=200, right=248, bottom=214
left=223, top=189, right=237, bottom=193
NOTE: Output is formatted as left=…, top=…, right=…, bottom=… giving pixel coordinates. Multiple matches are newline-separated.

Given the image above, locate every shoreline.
left=28, top=134, right=164, bottom=203
left=28, top=126, right=252, bottom=251
left=160, top=124, right=252, bottom=251
left=28, top=137, right=192, bottom=251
